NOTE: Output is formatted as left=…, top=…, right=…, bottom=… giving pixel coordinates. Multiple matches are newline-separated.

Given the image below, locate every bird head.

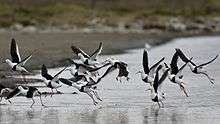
left=4, top=59, right=11, bottom=64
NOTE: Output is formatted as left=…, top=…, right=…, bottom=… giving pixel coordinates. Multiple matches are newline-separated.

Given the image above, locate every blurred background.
left=0, top=0, right=220, bottom=70
left=0, top=0, right=220, bottom=32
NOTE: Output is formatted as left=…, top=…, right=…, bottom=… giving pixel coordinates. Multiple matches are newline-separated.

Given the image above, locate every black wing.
left=6, top=87, right=20, bottom=99
left=71, top=45, right=90, bottom=58
left=53, top=66, right=68, bottom=79
left=70, top=60, right=95, bottom=71
left=100, top=65, right=116, bottom=79
left=10, top=38, right=21, bottom=63
left=170, top=51, right=179, bottom=75
left=90, top=42, right=103, bottom=60
left=59, top=78, right=73, bottom=86
left=175, top=48, right=196, bottom=66
left=41, top=64, right=53, bottom=80
left=17, top=52, right=34, bottom=66
left=149, top=57, right=165, bottom=74
left=143, top=50, right=150, bottom=74
left=26, top=87, right=38, bottom=98
left=157, top=68, right=169, bottom=90
left=89, top=63, right=111, bottom=72
left=197, top=55, right=218, bottom=67
left=153, top=65, right=162, bottom=93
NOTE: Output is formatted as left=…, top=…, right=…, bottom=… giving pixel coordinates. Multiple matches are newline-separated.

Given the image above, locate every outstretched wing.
left=153, top=65, right=162, bottom=93
left=143, top=50, right=150, bottom=74
left=6, top=87, right=20, bottom=100
left=176, top=60, right=190, bottom=77
left=10, top=38, right=21, bottom=63
left=197, top=55, right=218, bottom=67
left=71, top=45, right=90, bottom=58
left=59, top=78, right=73, bottom=86
left=90, top=42, right=103, bottom=61
left=41, top=64, right=53, bottom=80
left=89, top=63, right=111, bottom=72
left=100, top=65, right=116, bottom=79
left=170, top=51, right=179, bottom=75
left=52, top=66, right=68, bottom=82
left=157, top=68, right=169, bottom=90
left=17, top=51, right=35, bottom=66
left=149, top=57, right=165, bottom=77
left=175, top=48, right=196, bottom=66
left=69, top=59, right=95, bottom=71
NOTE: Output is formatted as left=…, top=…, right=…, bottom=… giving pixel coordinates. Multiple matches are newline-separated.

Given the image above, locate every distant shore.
left=0, top=31, right=219, bottom=78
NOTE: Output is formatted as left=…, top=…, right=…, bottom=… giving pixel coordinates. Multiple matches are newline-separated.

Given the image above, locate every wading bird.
left=175, top=48, right=218, bottom=84
left=6, top=86, right=45, bottom=108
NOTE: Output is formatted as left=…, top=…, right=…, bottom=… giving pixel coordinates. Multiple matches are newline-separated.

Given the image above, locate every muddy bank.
left=0, top=31, right=219, bottom=77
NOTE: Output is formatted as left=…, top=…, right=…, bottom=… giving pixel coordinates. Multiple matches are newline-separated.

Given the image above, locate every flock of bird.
left=0, top=38, right=218, bottom=108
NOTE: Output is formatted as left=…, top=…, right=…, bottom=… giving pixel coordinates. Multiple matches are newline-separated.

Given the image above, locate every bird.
left=104, top=58, right=130, bottom=82
left=164, top=51, right=190, bottom=97
left=59, top=66, right=112, bottom=105
left=150, top=65, right=169, bottom=108
left=41, top=64, right=67, bottom=95
left=136, top=49, right=165, bottom=86
left=175, top=48, right=218, bottom=84
left=0, top=84, right=12, bottom=102
left=71, top=42, right=103, bottom=65
left=4, top=38, right=35, bottom=82
left=6, top=86, right=45, bottom=108
left=59, top=77, right=103, bottom=105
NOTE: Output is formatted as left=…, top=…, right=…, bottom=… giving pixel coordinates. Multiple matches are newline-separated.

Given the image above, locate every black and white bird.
left=59, top=66, right=112, bottom=105
left=6, top=86, right=45, bottom=108
left=71, top=42, right=103, bottom=65
left=136, top=49, right=165, bottom=85
left=175, top=48, right=218, bottom=84
left=0, top=84, right=12, bottom=102
left=41, top=64, right=67, bottom=94
left=59, top=77, right=103, bottom=105
left=150, top=65, right=169, bottom=108
left=164, top=51, right=190, bottom=97
left=104, top=58, right=129, bottom=82
left=5, top=38, right=34, bottom=73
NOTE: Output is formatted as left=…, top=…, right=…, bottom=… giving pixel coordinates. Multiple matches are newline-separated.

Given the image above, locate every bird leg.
left=198, top=72, right=215, bottom=84
left=30, top=98, right=35, bottom=108
left=86, top=92, right=98, bottom=105
left=157, top=102, right=161, bottom=108
left=39, top=93, right=45, bottom=107
left=180, top=83, right=189, bottom=97
left=91, top=89, right=102, bottom=101
left=160, top=101, right=164, bottom=108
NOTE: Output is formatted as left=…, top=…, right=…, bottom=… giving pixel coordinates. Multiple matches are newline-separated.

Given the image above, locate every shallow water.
left=1, top=36, right=220, bottom=124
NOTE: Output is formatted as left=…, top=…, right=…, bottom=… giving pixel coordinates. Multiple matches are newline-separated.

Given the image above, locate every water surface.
left=1, top=36, right=220, bottom=124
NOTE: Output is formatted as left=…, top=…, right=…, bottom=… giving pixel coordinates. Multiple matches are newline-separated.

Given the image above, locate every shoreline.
left=0, top=31, right=219, bottom=77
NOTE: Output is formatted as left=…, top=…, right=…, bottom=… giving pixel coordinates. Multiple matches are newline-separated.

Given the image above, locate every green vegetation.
left=0, top=0, right=220, bottom=27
